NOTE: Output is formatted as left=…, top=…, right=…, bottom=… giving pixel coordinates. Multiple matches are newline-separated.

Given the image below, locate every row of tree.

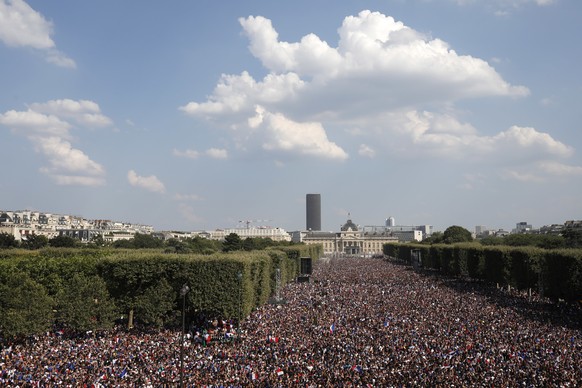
left=0, top=232, right=298, bottom=253
left=421, top=225, right=582, bottom=249
left=0, top=244, right=322, bottom=340
left=384, top=242, right=582, bottom=302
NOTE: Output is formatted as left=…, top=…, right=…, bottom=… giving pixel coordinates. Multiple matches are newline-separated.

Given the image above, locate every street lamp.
left=237, top=272, right=242, bottom=341
left=179, top=283, right=190, bottom=388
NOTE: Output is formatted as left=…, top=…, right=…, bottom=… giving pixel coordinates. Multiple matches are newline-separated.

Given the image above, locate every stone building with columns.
left=292, top=218, right=397, bottom=256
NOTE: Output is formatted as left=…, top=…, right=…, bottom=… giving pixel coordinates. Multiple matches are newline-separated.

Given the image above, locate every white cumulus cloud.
left=249, top=106, right=348, bottom=160
left=0, top=99, right=113, bottom=186
left=127, top=170, right=166, bottom=194
left=181, top=10, right=529, bottom=162
left=0, top=0, right=76, bottom=68
left=376, top=110, right=572, bottom=163
left=358, top=144, right=376, bottom=158
left=29, top=99, right=112, bottom=127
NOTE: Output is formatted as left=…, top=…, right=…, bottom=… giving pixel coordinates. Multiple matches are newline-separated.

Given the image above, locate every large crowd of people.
left=1, top=256, right=580, bottom=387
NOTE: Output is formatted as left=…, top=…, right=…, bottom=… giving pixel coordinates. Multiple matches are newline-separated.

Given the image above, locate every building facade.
left=293, top=218, right=398, bottom=256
left=306, top=194, right=321, bottom=231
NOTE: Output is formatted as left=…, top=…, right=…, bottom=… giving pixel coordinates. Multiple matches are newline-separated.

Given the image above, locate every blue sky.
left=1, top=0, right=581, bottom=233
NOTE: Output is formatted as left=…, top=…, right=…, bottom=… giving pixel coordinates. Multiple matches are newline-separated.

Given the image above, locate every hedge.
left=383, top=242, right=582, bottom=302
left=0, top=245, right=322, bottom=338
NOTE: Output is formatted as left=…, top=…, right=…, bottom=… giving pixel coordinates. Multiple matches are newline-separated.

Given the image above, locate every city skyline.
left=1, top=1, right=581, bottom=233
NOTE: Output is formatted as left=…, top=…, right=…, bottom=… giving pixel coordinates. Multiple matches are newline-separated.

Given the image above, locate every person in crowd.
left=1, top=257, right=580, bottom=386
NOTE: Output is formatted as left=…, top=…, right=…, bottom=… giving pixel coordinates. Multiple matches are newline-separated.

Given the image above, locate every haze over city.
left=1, top=0, right=581, bottom=233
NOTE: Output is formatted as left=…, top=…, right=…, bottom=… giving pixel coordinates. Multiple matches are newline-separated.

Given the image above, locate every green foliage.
left=465, top=245, right=485, bottom=279
left=0, top=232, right=18, bottom=249
left=503, top=234, right=565, bottom=249
left=383, top=240, right=582, bottom=302
left=134, top=278, right=176, bottom=328
left=479, top=236, right=504, bottom=246
left=0, top=270, right=54, bottom=339
left=481, top=233, right=565, bottom=249
left=223, top=233, right=243, bottom=252
left=89, top=234, right=106, bottom=248
left=482, top=247, right=511, bottom=284
left=542, top=250, right=582, bottom=301
left=421, top=231, right=443, bottom=244
left=164, top=238, right=192, bottom=254
left=112, top=239, right=134, bottom=248
left=184, top=236, right=221, bottom=254
left=133, top=233, right=164, bottom=249
left=0, top=243, right=323, bottom=336
left=49, top=235, right=78, bottom=248
left=509, top=247, right=543, bottom=289
left=562, top=228, right=582, bottom=248
left=57, top=273, right=117, bottom=332
left=443, top=226, right=473, bottom=244
left=20, top=234, right=49, bottom=250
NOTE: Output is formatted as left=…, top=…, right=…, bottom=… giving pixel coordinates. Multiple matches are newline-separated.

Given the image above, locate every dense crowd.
left=1, top=257, right=581, bottom=387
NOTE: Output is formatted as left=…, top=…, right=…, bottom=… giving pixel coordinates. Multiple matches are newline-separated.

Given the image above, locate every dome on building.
left=341, top=219, right=358, bottom=231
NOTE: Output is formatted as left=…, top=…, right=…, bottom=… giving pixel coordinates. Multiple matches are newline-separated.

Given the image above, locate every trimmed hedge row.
left=383, top=243, right=582, bottom=302
left=0, top=245, right=322, bottom=337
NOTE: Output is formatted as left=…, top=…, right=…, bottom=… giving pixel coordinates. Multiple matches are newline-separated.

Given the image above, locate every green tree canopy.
left=421, top=231, right=443, bottom=244
left=133, top=233, right=164, bottom=249
left=49, top=235, right=78, bottom=248
left=0, top=232, right=18, bottom=249
left=223, top=233, right=243, bottom=252
left=0, top=270, right=54, bottom=338
left=21, top=234, right=49, bottom=250
left=443, top=225, right=473, bottom=244
left=134, top=278, right=176, bottom=327
left=56, top=273, right=117, bottom=332
left=562, top=227, right=582, bottom=248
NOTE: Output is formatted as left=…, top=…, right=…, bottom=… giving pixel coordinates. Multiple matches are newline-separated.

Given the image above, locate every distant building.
left=514, top=222, right=533, bottom=233
left=0, top=209, right=153, bottom=243
left=293, top=217, right=398, bottom=256
left=59, top=229, right=102, bottom=242
left=306, top=194, right=321, bottom=231
left=207, top=227, right=292, bottom=242
left=361, top=224, right=432, bottom=242
left=475, top=225, right=487, bottom=236
left=386, top=216, right=396, bottom=227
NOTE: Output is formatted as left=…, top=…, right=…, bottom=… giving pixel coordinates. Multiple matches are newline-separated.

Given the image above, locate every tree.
left=562, top=227, right=582, bottom=248
left=479, top=235, right=504, bottom=246
left=132, top=233, right=164, bottom=249
left=165, top=238, right=191, bottom=253
left=134, top=278, right=176, bottom=327
left=57, top=273, right=117, bottom=332
left=0, top=232, right=18, bottom=249
left=21, top=234, right=49, bottom=250
left=186, top=236, right=220, bottom=254
left=88, top=234, right=106, bottom=248
left=243, top=237, right=276, bottom=251
left=442, top=226, right=473, bottom=244
left=223, top=233, right=242, bottom=252
left=112, top=238, right=134, bottom=248
left=421, top=231, right=443, bottom=244
left=0, top=270, right=54, bottom=338
left=49, top=235, right=78, bottom=248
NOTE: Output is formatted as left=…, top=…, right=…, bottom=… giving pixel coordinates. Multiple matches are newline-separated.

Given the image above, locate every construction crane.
left=238, top=219, right=271, bottom=229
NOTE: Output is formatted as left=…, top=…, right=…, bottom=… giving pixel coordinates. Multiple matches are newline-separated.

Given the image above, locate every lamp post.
left=237, top=272, right=242, bottom=341
left=179, top=283, right=190, bottom=388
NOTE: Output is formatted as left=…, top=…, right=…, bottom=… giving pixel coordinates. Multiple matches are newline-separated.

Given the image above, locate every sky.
left=1, top=0, right=581, bottom=233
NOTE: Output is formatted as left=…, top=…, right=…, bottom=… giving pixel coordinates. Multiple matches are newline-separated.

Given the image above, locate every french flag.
left=329, top=323, right=335, bottom=334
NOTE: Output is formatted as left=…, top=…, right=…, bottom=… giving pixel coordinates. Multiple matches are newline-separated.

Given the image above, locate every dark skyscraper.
left=306, top=194, right=321, bottom=231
